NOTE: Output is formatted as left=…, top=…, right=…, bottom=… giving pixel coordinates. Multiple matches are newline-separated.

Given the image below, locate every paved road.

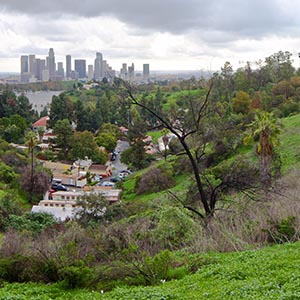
left=110, top=140, right=129, bottom=177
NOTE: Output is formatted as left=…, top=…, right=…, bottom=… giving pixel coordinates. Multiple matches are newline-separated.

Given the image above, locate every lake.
left=16, top=90, right=63, bottom=114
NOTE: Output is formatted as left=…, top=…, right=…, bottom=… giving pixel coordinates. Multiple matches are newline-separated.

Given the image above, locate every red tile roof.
left=32, top=116, right=49, bottom=127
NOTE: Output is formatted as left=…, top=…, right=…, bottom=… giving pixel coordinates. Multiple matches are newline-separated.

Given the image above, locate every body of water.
left=16, top=90, right=63, bottom=114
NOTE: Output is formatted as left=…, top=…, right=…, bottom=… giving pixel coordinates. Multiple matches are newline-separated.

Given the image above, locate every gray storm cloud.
left=0, top=0, right=294, bottom=39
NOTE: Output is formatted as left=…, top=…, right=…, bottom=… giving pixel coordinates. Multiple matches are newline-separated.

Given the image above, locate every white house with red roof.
left=32, top=116, right=49, bottom=132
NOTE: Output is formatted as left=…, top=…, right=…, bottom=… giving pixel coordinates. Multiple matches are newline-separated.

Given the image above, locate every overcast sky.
left=0, top=0, right=300, bottom=73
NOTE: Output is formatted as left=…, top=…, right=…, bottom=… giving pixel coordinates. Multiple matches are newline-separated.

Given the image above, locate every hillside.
left=2, top=241, right=300, bottom=299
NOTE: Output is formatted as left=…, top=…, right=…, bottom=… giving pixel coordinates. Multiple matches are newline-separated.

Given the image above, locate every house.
left=32, top=116, right=49, bottom=132
left=51, top=188, right=122, bottom=204
left=31, top=187, right=122, bottom=221
left=89, top=163, right=113, bottom=178
left=31, top=201, right=80, bottom=222
left=44, top=161, right=87, bottom=187
left=119, top=126, right=128, bottom=134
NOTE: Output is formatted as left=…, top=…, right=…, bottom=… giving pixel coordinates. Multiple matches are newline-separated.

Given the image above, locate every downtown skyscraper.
left=94, top=52, right=103, bottom=81
left=47, top=48, right=56, bottom=80
left=66, top=55, right=71, bottom=79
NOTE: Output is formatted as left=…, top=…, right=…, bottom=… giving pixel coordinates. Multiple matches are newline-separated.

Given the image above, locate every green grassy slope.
left=2, top=242, right=300, bottom=299
left=280, top=114, right=300, bottom=172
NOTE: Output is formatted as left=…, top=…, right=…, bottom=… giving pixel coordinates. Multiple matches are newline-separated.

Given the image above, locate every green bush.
left=267, top=216, right=297, bottom=243
left=59, top=265, right=95, bottom=289
left=136, top=165, right=175, bottom=195
left=0, top=255, right=35, bottom=282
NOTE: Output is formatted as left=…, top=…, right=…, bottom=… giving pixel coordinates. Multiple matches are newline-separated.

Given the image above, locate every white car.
left=100, top=181, right=115, bottom=187
left=119, top=172, right=128, bottom=179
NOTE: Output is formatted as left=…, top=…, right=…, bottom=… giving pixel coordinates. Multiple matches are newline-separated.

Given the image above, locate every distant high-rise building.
left=94, top=52, right=103, bottom=81
left=56, top=62, right=64, bottom=80
left=74, top=59, right=86, bottom=78
left=35, top=59, right=46, bottom=81
left=128, top=63, right=134, bottom=80
left=28, top=55, right=36, bottom=77
left=66, top=55, right=71, bottom=79
left=120, top=63, right=128, bottom=79
left=143, top=64, right=150, bottom=81
left=88, top=65, right=94, bottom=81
left=42, top=69, right=50, bottom=82
left=20, top=55, right=28, bottom=74
left=47, top=48, right=56, bottom=80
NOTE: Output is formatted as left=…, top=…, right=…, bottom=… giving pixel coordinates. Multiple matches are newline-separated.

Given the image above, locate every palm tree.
left=25, top=131, right=38, bottom=201
left=244, top=112, right=282, bottom=191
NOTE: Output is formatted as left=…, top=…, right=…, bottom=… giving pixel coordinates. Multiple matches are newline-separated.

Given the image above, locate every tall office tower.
left=66, top=55, right=71, bottom=79
left=74, top=59, right=86, bottom=78
left=48, top=48, right=56, bottom=80
left=88, top=65, right=94, bottom=81
left=94, top=52, right=103, bottom=81
left=42, top=69, right=50, bottom=82
left=120, top=63, right=128, bottom=79
left=57, top=62, right=64, bottom=80
left=20, top=55, right=30, bottom=83
left=35, top=59, right=46, bottom=81
left=102, top=60, right=108, bottom=77
left=128, top=63, right=135, bottom=80
left=28, top=55, right=36, bottom=77
left=20, top=55, right=28, bottom=74
left=143, top=64, right=150, bottom=81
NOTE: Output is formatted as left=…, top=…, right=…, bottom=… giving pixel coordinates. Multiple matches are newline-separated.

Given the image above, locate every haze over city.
left=1, top=0, right=300, bottom=73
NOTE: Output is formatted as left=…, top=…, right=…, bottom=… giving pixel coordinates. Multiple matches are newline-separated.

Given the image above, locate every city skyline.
left=1, top=1, right=300, bottom=73
left=18, top=49, right=151, bottom=83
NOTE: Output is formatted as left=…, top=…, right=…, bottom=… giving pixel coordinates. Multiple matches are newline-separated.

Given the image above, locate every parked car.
left=51, top=183, right=68, bottom=191
left=110, top=176, right=122, bottom=182
left=100, top=181, right=115, bottom=187
left=93, top=174, right=103, bottom=182
left=119, top=172, right=128, bottom=179
left=121, top=169, right=132, bottom=174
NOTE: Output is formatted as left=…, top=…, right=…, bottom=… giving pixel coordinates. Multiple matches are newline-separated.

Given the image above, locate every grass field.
left=2, top=242, right=300, bottom=299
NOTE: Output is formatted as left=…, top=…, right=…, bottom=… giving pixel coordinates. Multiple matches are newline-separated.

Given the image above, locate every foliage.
left=0, top=194, right=22, bottom=231
left=232, top=91, right=251, bottom=115
left=53, top=119, right=74, bottom=159
left=154, top=206, right=195, bottom=249
left=244, top=111, right=282, bottom=189
left=0, top=161, right=18, bottom=184
left=4, top=243, right=300, bottom=299
left=136, top=165, right=176, bottom=194
left=48, top=93, right=73, bottom=128
left=121, top=140, right=154, bottom=170
left=95, top=132, right=117, bottom=153
left=0, top=114, right=27, bottom=143
left=70, top=131, right=107, bottom=163
left=0, top=89, right=35, bottom=124
left=266, top=216, right=297, bottom=244
left=8, top=212, right=57, bottom=233
left=19, top=167, right=50, bottom=203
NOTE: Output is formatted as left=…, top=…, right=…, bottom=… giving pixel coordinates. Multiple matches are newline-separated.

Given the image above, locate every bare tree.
left=117, top=79, right=215, bottom=218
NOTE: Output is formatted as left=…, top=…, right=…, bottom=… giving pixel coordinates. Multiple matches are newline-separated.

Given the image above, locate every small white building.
left=31, top=187, right=122, bottom=221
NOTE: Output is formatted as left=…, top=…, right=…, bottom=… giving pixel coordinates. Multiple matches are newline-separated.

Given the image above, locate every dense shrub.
left=173, top=156, right=193, bottom=175
left=136, top=166, right=175, bottom=195
left=8, top=212, right=57, bottom=234
left=266, top=216, right=297, bottom=244
left=154, top=206, right=195, bottom=249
